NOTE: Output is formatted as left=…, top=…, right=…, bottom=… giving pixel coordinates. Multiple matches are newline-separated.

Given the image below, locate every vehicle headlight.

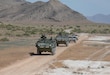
left=38, top=44, right=40, bottom=46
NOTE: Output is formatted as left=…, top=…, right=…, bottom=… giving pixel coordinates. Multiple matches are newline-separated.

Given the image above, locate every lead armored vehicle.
left=36, top=35, right=57, bottom=55
left=55, top=32, right=69, bottom=46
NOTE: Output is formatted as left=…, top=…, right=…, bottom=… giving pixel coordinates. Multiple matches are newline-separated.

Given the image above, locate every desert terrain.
left=0, top=33, right=110, bottom=75
left=0, top=0, right=110, bottom=75
left=40, top=34, right=110, bottom=75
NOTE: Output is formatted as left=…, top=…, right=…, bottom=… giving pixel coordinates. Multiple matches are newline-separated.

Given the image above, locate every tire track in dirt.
left=0, top=34, right=88, bottom=75
left=1, top=43, right=83, bottom=75
left=0, top=47, right=70, bottom=75
left=86, top=46, right=110, bottom=60
left=97, top=48, right=110, bottom=61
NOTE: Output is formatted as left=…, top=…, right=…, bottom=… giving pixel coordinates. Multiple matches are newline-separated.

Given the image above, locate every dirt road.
left=0, top=34, right=88, bottom=75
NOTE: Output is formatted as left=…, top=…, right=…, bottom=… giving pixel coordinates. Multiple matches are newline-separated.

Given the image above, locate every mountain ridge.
left=0, top=0, right=88, bottom=24
left=87, top=14, right=110, bottom=24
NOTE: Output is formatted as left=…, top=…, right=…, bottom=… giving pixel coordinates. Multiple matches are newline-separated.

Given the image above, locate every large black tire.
left=37, top=49, right=41, bottom=55
left=57, top=43, right=59, bottom=46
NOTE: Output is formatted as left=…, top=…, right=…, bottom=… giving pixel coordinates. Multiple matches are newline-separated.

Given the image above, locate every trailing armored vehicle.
left=55, top=32, right=69, bottom=46
left=36, top=35, right=57, bottom=55
left=68, top=34, right=78, bottom=43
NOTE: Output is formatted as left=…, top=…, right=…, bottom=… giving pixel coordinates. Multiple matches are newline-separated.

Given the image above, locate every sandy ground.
left=0, top=33, right=88, bottom=75
left=57, top=35, right=110, bottom=61
left=39, top=35, right=110, bottom=75
left=0, top=46, right=74, bottom=75
left=0, top=46, right=35, bottom=69
left=42, top=60, right=110, bottom=75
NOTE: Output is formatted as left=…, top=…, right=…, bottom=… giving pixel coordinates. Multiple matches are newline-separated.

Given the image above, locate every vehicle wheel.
left=52, top=48, right=56, bottom=55
left=66, top=42, right=68, bottom=46
left=57, top=43, right=59, bottom=46
left=74, top=40, right=76, bottom=43
left=37, top=49, right=41, bottom=55
left=69, top=40, right=71, bottom=43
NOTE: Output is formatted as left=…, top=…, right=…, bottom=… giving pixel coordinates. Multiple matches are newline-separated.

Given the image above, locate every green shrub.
left=91, top=29, right=97, bottom=34
left=16, top=34, right=22, bottom=37
left=0, top=37, right=9, bottom=41
left=0, top=33, right=2, bottom=36
left=23, top=33, right=30, bottom=36
left=5, top=33, right=12, bottom=36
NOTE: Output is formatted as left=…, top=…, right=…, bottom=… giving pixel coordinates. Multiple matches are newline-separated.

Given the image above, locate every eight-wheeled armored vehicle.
left=36, top=35, right=57, bottom=55
left=69, top=34, right=78, bottom=43
left=55, top=32, right=69, bottom=46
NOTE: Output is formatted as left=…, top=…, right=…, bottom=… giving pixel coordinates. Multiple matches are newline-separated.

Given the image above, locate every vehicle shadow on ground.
left=57, top=45, right=67, bottom=47
left=29, top=52, right=52, bottom=56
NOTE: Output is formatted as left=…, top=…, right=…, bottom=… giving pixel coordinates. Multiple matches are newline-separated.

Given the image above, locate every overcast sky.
left=26, top=0, right=110, bottom=16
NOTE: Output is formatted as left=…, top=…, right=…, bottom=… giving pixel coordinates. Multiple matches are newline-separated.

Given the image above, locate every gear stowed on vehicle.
left=36, top=35, right=57, bottom=55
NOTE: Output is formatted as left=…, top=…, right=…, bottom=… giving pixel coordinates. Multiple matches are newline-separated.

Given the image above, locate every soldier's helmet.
left=41, top=34, right=46, bottom=39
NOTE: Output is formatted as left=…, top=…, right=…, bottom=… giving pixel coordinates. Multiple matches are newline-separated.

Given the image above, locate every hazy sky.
left=26, top=0, right=110, bottom=16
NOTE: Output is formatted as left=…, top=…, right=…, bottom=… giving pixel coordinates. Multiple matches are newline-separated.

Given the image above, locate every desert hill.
left=87, top=14, right=110, bottom=24
left=0, top=0, right=88, bottom=24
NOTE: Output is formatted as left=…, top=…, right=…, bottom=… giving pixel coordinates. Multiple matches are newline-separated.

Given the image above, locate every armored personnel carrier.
left=68, top=34, right=78, bottom=43
left=55, top=32, right=69, bottom=46
left=36, top=35, right=57, bottom=55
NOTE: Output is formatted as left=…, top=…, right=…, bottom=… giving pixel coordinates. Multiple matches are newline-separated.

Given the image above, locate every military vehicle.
left=36, top=35, right=57, bottom=55
left=55, top=32, right=69, bottom=46
left=68, top=34, right=78, bottom=43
